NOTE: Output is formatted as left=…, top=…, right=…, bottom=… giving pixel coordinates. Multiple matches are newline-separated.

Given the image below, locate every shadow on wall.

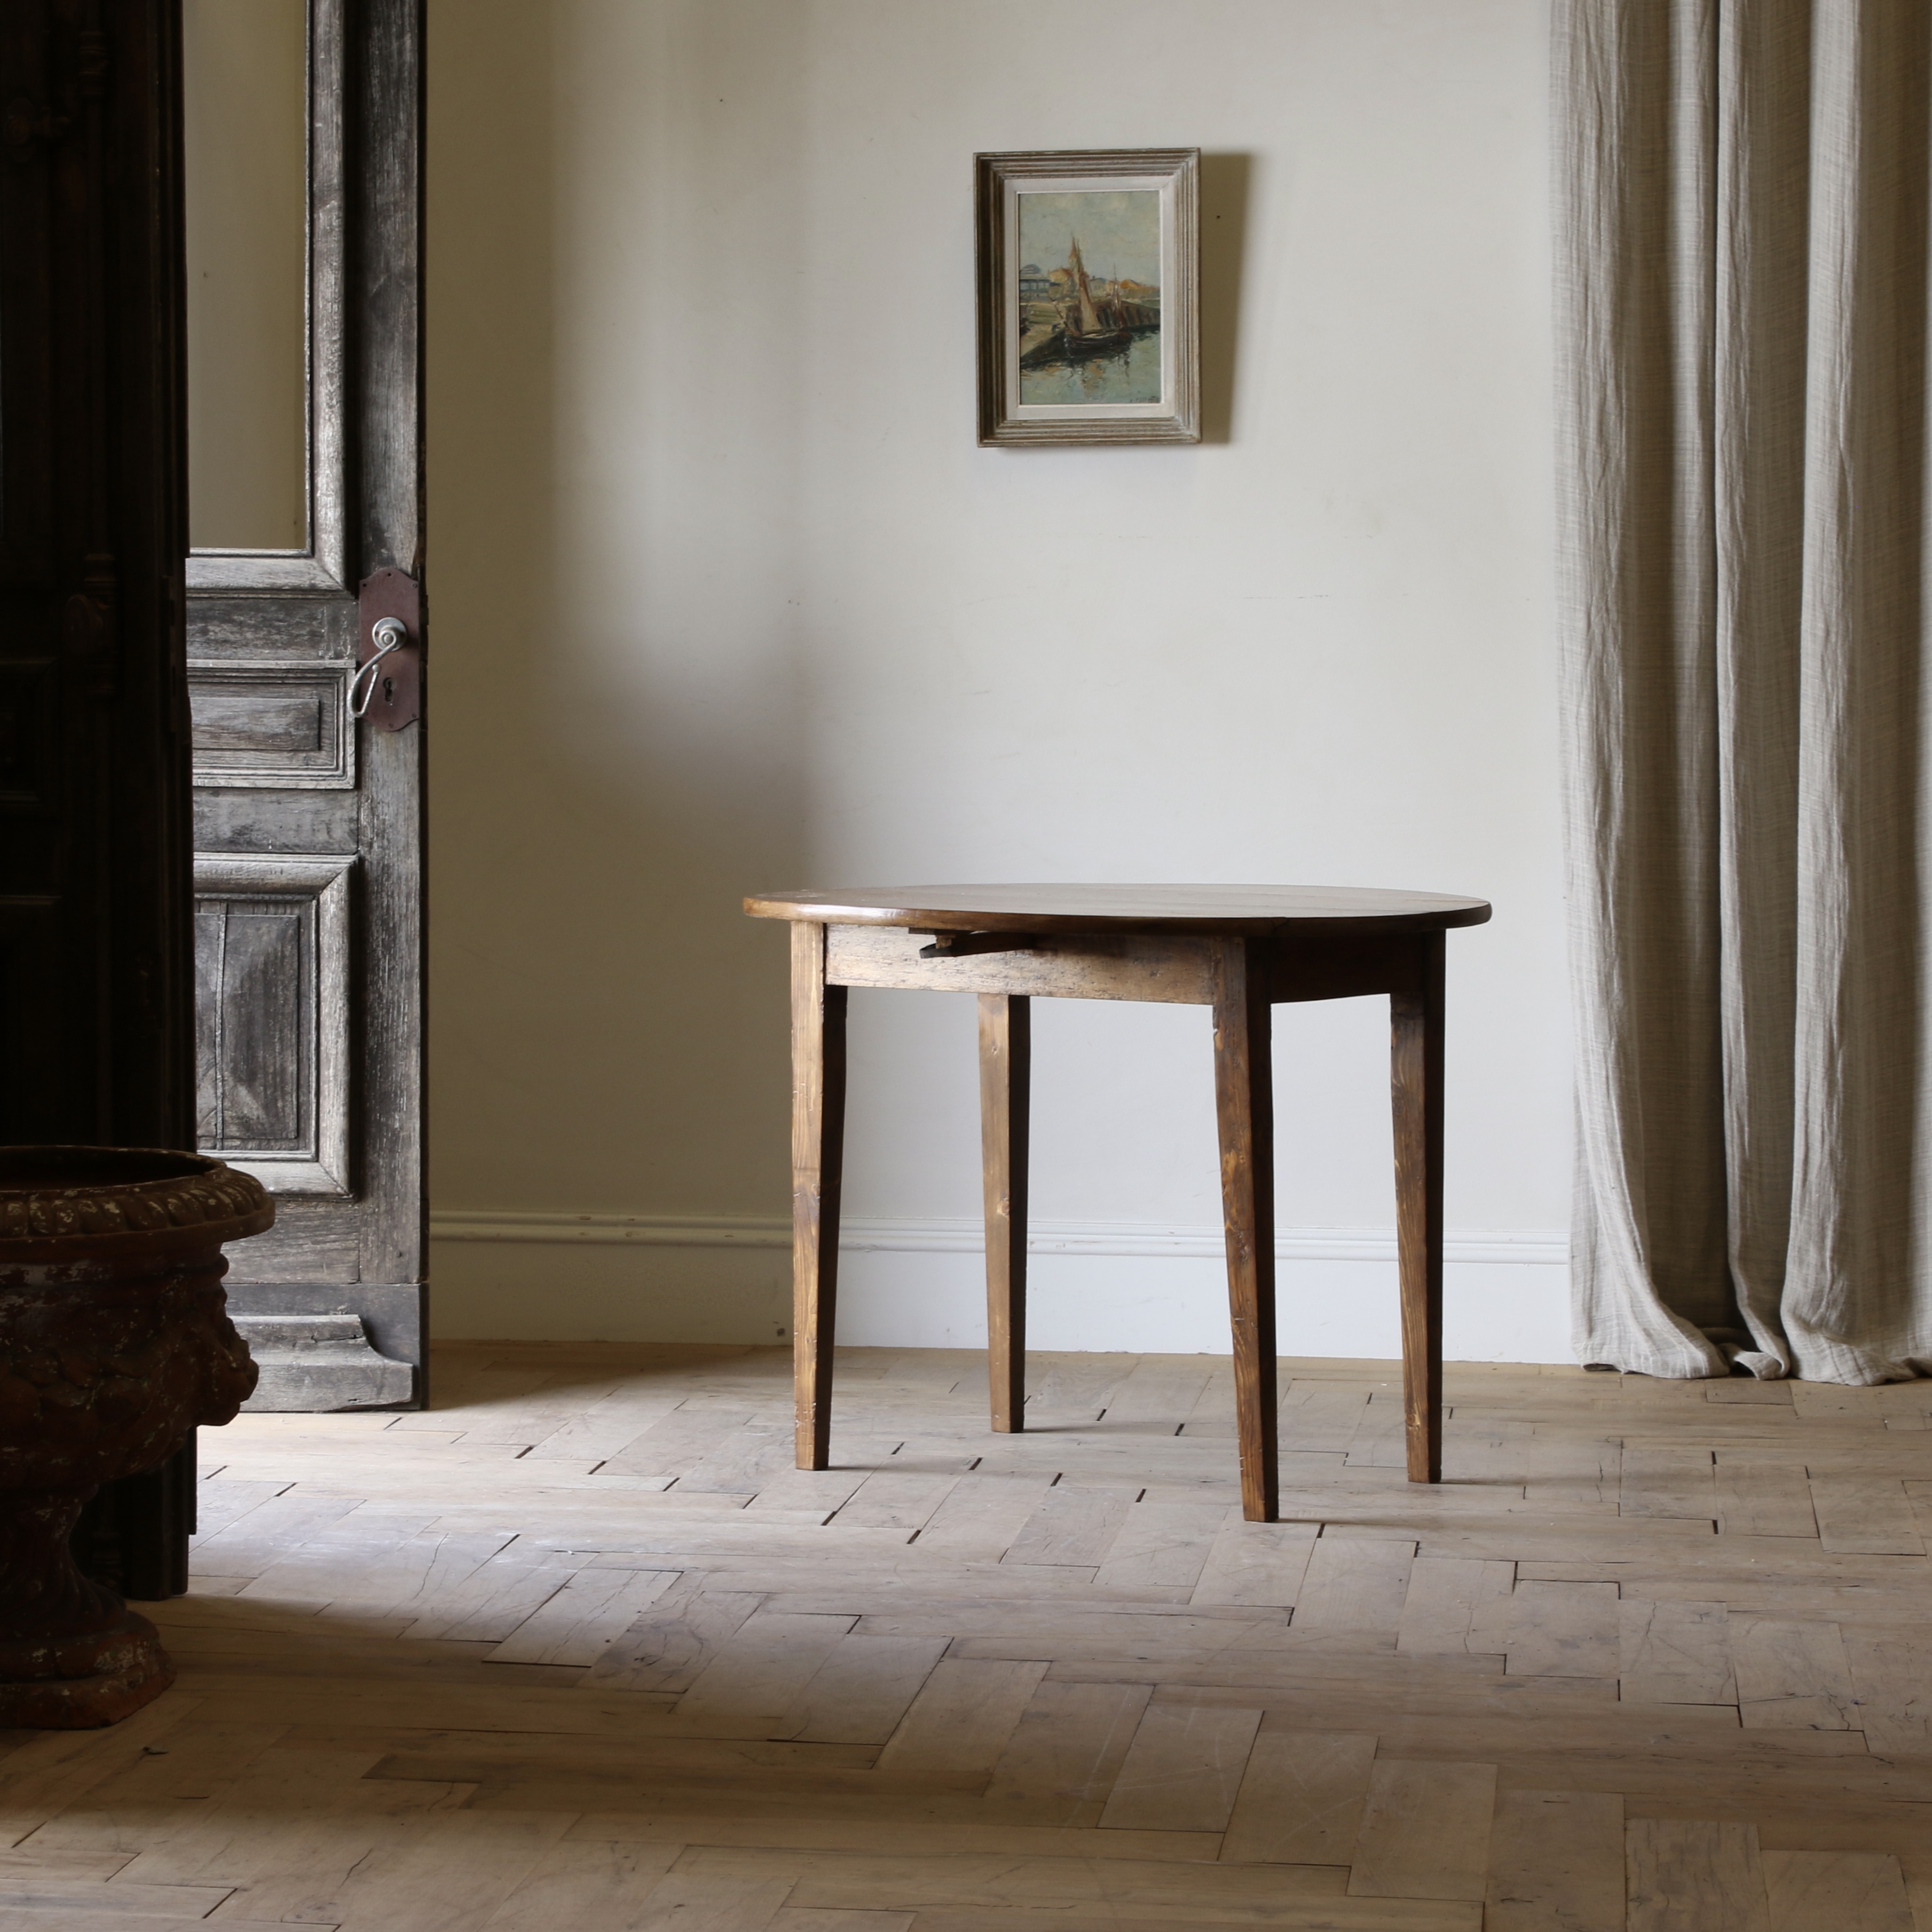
left=425, top=0, right=809, bottom=1338
left=1197, top=152, right=1250, bottom=446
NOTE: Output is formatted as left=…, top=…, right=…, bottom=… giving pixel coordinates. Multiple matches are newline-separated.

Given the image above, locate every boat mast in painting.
left=1061, top=236, right=1128, bottom=356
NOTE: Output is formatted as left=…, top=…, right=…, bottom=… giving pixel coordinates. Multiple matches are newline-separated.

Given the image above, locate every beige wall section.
left=184, top=0, right=307, bottom=551
left=425, top=0, right=1570, bottom=1359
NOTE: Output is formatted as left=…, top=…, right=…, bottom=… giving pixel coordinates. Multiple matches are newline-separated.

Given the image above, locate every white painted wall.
left=426, top=0, right=1571, bottom=1362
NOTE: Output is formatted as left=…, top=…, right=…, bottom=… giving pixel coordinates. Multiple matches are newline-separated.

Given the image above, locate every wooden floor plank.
left=1840, top=1629, right=1932, bottom=1758
left=873, top=1661, right=1050, bottom=1784
left=1715, top=1460, right=1818, bottom=1540
left=1291, top=1539, right=1414, bottom=1644
left=674, top=1612, right=861, bottom=1729
left=1730, top=1619, right=1859, bottom=1731
left=772, top=1908, right=913, bottom=1932
left=676, top=1841, right=1351, bottom=1914
left=1342, top=1393, right=1415, bottom=1471
left=200, top=1783, right=498, bottom=1923
left=185, top=1493, right=369, bottom=1580
left=1620, top=1447, right=1718, bottom=1523
left=580, top=1588, right=764, bottom=1693
left=108, top=1747, right=394, bottom=1887
left=911, top=1478, right=1056, bottom=1562
left=1346, top=1760, right=1497, bottom=1902
left=1188, top=1517, right=1318, bottom=1608
left=1098, top=1360, right=1218, bottom=1434
left=832, top=1472, right=965, bottom=1534
left=563, top=1810, right=1217, bottom=1863
left=12, top=1722, right=291, bottom=1872
left=469, top=1839, right=684, bottom=1931
left=769, top=1635, right=950, bottom=1746
left=1899, top=1861, right=1932, bottom=1932
left=1626, top=1818, right=1770, bottom=1932
left=1504, top=1581, right=1620, bottom=1679
left=1620, top=1599, right=1734, bottom=1705
left=600, top=1409, right=763, bottom=1485
left=983, top=1682, right=1152, bottom=1826
left=0, top=1702, right=205, bottom=1851
left=1091, top=1503, right=1224, bottom=1594
left=1024, top=1353, right=1139, bottom=1424
left=1093, top=1703, right=1260, bottom=1834
left=191, top=1479, right=297, bottom=1540
left=1004, top=1486, right=1136, bottom=1568
left=402, top=1545, right=584, bottom=1644
left=615, top=1865, right=794, bottom=1932
left=906, top=1908, right=1474, bottom=1932
left=0, top=1872, right=236, bottom=1914
left=1761, top=1849, right=1915, bottom=1932
left=1278, top=1385, right=1373, bottom=1454
left=490, top=1568, right=681, bottom=1667
left=1483, top=1789, right=1623, bottom=1932
left=745, top=1468, right=876, bottom=1519
left=1395, top=1558, right=1515, bottom=1658
left=1809, top=1475, right=1926, bottom=1557
left=1220, top=1728, right=1376, bottom=1866
left=0, top=1914, right=293, bottom=1932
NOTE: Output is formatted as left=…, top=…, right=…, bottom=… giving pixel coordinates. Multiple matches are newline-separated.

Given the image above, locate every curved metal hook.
left=349, top=618, right=407, bottom=719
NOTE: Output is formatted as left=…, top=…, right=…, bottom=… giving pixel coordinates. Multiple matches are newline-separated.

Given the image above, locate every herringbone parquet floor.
left=3, top=1342, right=1931, bottom=1930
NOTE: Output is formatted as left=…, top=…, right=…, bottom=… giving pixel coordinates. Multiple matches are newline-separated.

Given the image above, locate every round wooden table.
left=744, top=884, right=1493, bottom=1521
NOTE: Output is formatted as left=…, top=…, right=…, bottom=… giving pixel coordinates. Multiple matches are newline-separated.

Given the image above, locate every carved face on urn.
left=0, top=1149, right=271, bottom=1494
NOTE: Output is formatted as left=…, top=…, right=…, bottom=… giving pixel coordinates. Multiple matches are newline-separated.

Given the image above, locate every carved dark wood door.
left=0, top=0, right=192, bottom=1152
left=3, top=0, right=199, bottom=1594
left=184, top=0, right=425, bottom=1398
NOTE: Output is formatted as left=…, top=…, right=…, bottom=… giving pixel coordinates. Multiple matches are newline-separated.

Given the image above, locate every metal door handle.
left=349, top=618, right=407, bottom=719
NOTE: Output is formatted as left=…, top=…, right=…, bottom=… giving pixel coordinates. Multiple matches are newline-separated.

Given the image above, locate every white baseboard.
left=428, top=1209, right=1573, bottom=1363
left=430, top=1208, right=1568, bottom=1267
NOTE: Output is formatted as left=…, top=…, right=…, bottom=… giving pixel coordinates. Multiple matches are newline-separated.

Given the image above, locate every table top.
left=744, top=884, right=1492, bottom=937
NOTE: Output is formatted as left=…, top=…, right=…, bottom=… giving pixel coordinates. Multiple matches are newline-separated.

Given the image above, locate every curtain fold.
left=1556, top=0, right=1932, bottom=1381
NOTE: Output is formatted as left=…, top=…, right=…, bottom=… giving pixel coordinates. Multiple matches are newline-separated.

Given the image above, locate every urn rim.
left=0, top=1148, right=274, bottom=1261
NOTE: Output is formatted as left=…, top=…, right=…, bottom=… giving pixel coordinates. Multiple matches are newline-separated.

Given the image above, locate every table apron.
left=822, top=925, right=1426, bottom=1006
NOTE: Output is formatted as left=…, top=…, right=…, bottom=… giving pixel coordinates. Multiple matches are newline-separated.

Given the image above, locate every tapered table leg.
left=1391, top=932, right=1445, bottom=1483
left=1212, top=939, right=1279, bottom=1522
left=979, top=992, right=1030, bottom=1432
left=791, top=921, right=847, bottom=1470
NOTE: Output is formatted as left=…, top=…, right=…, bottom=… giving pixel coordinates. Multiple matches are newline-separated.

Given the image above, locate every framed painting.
left=975, top=147, right=1200, bottom=446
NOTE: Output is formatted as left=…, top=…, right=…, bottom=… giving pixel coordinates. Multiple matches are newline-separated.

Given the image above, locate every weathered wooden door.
left=184, top=0, right=425, bottom=1401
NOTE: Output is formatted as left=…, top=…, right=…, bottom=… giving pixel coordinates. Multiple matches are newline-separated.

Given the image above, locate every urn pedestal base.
left=0, top=1482, right=180, bottom=1730
left=0, top=1610, right=175, bottom=1729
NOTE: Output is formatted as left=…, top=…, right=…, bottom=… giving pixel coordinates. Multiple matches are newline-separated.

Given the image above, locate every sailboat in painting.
left=1058, top=235, right=1131, bottom=357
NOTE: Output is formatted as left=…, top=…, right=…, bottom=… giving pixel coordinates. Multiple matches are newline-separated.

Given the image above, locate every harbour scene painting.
left=1015, top=189, right=1162, bottom=406
left=976, top=149, right=1197, bottom=444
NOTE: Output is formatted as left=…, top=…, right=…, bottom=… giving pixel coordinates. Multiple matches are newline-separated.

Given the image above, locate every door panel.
left=185, top=0, right=425, bottom=1406
left=194, top=856, right=353, bottom=1193
left=190, top=667, right=355, bottom=786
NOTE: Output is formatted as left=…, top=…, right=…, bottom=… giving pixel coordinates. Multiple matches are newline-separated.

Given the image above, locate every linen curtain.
left=1557, top=0, right=1932, bottom=1381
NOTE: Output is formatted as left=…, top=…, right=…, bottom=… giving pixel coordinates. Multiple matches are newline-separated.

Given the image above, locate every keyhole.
left=382, top=676, right=395, bottom=702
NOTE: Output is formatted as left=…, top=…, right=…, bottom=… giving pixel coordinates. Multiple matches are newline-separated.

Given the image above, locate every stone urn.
left=0, top=1148, right=270, bottom=1728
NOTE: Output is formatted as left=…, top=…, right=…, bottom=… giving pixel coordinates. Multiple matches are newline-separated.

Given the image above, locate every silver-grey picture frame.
left=975, top=147, right=1200, bottom=446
